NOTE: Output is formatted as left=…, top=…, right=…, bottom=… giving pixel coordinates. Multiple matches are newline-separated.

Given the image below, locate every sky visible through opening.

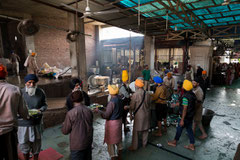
left=100, top=26, right=144, bottom=40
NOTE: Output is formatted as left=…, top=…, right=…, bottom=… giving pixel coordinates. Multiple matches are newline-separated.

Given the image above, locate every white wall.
left=189, top=46, right=213, bottom=76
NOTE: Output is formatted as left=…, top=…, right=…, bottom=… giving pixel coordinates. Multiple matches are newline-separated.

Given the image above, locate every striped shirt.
left=182, top=97, right=188, bottom=106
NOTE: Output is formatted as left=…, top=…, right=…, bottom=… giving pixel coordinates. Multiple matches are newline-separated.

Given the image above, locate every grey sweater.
left=18, top=87, right=48, bottom=126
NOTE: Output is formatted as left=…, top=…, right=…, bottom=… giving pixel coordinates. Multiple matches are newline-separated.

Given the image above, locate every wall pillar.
left=68, top=13, right=87, bottom=91
left=144, top=36, right=155, bottom=70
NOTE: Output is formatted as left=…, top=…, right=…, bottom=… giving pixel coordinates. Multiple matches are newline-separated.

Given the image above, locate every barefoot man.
left=192, top=78, right=207, bottom=139
left=151, top=76, right=168, bottom=136
left=168, top=80, right=196, bottom=151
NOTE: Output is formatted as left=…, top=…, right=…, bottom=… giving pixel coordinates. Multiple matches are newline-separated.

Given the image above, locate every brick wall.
left=33, top=13, right=70, bottom=69
left=33, top=14, right=97, bottom=71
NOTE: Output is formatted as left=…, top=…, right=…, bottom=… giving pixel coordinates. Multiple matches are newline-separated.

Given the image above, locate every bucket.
left=202, top=108, right=215, bottom=126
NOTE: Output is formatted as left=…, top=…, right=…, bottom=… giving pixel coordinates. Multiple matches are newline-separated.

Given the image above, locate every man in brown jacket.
left=62, top=91, right=93, bottom=160
left=0, top=64, right=29, bottom=160
left=129, top=78, right=151, bottom=151
left=152, top=76, right=168, bottom=136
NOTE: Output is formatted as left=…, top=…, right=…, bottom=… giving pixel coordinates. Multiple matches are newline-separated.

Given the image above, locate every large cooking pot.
left=202, top=108, right=215, bottom=126
left=95, top=76, right=109, bottom=86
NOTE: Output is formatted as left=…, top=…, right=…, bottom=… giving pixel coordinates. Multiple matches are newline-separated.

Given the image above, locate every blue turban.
left=24, top=74, right=39, bottom=83
left=153, top=76, right=163, bottom=84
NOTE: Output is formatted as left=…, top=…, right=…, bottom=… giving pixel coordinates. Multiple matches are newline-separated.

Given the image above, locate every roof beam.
left=67, top=0, right=82, bottom=6
left=155, top=0, right=195, bottom=27
left=156, top=0, right=208, bottom=36
left=103, top=0, right=123, bottom=7
left=172, top=0, right=208, bottom=29
left=210, top=24, right=240, bottom=38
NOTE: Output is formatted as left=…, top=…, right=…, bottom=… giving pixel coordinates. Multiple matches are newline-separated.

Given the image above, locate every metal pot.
left=202, top=108, right=215, bottom=126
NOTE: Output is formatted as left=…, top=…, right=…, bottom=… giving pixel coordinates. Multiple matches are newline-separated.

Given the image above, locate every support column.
left=68, top=13, right=87, bottom=91
left=144, top=36, right=155, bottom=70
left=95, top=25, right=100, bottom=66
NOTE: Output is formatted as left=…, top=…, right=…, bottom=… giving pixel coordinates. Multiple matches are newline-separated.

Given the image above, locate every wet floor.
left=41, top=79, right=240, bottom=160
left=5, top=75, right=240, bottom=159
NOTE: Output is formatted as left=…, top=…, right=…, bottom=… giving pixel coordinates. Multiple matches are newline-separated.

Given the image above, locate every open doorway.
left=0, top=18, right=26, bottom=74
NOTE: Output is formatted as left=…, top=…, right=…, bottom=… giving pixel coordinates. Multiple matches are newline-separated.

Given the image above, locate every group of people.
left=62, top=66, right=210, bottom=159
left=61, top=69, right=152, bottom=160
left=0, top=61, right=211, bottom=160
left=0, top=64, right=47, bottom=160
left=9, top=50, right=39, bottom=76
left=224, top=63, right=240, bottom=85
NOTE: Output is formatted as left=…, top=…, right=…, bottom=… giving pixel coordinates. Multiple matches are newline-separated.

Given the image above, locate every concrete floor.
left=40, top=79, right=240, bottom=160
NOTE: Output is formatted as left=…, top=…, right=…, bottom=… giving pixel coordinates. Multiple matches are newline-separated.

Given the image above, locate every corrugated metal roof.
left=229, top=4, right=240, bottom=10
left=180, top=0, right=198, bottom=3
left=217, top=17, right=234, bottom=23
left=152, top=2, right=164, bottom=9
left=118, top=0, right=136, bottom=7
left=154, top=9, right=167, bottom=16
left=208, top=6, right=229, bottom=13
left=204, top=13, right=222, bottom=19
left=192, top=0, right=214, bottom=8
left=193, top=9, right=209, bottom=15
left=203, top=19, right=217, bottom=24
left=117, top=0, right=240, bottom=31
left=170, top=19, right=185, bottom=23
left=131, top=0, right=154, bottom=5
left=135, top=4, right=157, bottom=12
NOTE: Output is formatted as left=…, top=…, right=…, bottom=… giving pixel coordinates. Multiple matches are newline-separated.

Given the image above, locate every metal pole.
left=129, top=31, right=132, bottom=83
left=75, top=0, right=81, bottom=78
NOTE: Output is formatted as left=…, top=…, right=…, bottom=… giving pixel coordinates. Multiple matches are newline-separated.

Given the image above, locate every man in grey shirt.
left=0, top=64, right=29, bottom=160
left=18, top=74, right=47, bottom=160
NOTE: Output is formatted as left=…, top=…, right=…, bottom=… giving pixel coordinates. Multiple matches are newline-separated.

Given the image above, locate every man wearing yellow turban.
left=168, top=80, right=197, bottom=151
left=128, top=78, right=151, bottom=151
left=95, top=84, right=123, bottom=160
left=119, top=70, right=131, bottom=132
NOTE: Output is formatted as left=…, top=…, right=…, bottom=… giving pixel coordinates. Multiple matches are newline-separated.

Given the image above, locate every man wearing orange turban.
left=135, top=79, right=144, bottom=88
left=0, top=64, right=8, bottom=79
left=0, top=64, right=29, bottom=160
left=199, top=70, right=210, bottom=100
left=128, top=78, right=151, bottom=151
left=163, top=72, right=175, bottom=90
left=25, top=52, right=39, bottom=74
